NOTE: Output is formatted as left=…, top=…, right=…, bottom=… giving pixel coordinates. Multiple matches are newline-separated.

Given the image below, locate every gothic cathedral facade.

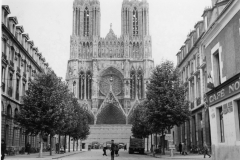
left=66, top=0, right=153, bottom=125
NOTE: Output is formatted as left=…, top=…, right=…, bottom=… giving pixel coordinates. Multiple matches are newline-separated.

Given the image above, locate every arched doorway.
left=96, top=103, right=126, bottom=124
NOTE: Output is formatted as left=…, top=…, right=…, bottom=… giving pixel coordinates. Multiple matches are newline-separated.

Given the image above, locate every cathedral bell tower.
left=121, top=0, right=149, bottom=37
left=72, top=0, right=100, bottom=37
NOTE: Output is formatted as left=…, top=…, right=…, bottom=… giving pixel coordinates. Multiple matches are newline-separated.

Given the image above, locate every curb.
left=52, top=151, right=85, bottom=159
left=5, top=151, right=84, bottom=160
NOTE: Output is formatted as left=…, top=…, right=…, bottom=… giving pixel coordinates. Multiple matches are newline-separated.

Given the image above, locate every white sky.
left=2, top=0, right=212, bottom=79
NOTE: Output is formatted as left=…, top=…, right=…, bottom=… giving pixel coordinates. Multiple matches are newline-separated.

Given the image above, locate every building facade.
left=175, top=0, right=240, bottom=159
left=203, top=0, right=240, bottom=159
left=174, top=8, right=211, bottom=153
left=1, top=5, right=49, bottom=153
left=65, top=0, right=154, bottom=145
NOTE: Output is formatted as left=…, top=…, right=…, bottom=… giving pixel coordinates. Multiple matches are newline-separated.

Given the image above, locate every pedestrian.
left=1, top=139, right=6, bottom=160
left=103, top=146, right=107, bottom=156
left=178, top=142, right=182, bottom=154
left=55, top=143, right=59, bottom=154
left=115, top=145, right=119, bottom=157
left=110, top=140, right=115, bottom=160
left=203, top=142, right=211, bottom=158
left=182, top=142, right=188, bottom=155
left=124, top=145, right=127, bottom=151
left=26, top=142, right=31, bottom=155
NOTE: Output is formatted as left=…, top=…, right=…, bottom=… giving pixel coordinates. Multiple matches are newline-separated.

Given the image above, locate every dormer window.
left=204, top=16, right=208, bottom=30
left=84, top=7, right=89, bottom=37
left=12, top=24, right=15, bottom=34
left=197, top=27, right=200, bottom=38
left=133, top=7, right=138, bottom=36
left=191, top=36, right=194, bottom=47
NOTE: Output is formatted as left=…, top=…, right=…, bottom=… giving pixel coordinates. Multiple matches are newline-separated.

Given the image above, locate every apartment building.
left=174, top=0, right=240, bottom=159
left=1, top=5, right=49, bottom=153
left=203, top=0, right=240, bottom=159
left=174, top=15, right=211, bottom=151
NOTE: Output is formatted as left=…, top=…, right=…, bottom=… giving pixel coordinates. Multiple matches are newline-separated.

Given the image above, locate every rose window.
left=99, top=75, right=123, bottom=96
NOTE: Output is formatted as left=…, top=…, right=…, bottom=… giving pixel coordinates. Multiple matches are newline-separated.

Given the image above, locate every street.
left=5, top=149, right=212, bottom=160
left=56, top=149, right=211, bottom=160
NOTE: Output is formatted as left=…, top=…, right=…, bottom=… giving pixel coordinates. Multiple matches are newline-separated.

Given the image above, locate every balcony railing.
left=8, top=86, right=13, bottom=97
left=15, top=92, right=19, bottom=100
left=17, top=67, right=21, bottom=73
left=1, top=82, right=5, bottom=92
left=196, top=97, right=201, bottom=106
left=10, top=60, right=14, bottom=68
left=23, top=72, right=26, bottom=78
left=190, top=102, right=194, bottom=109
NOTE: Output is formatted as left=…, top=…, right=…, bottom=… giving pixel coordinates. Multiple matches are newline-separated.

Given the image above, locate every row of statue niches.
left=72, top=49, right=145, bottom=59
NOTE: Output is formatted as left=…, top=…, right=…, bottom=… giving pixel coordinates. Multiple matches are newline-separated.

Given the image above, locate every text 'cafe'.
left=206, top=73, right=240, bottom=156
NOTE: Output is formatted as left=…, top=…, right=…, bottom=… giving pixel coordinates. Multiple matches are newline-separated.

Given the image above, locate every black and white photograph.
left=1, top=0, right=240, bottom=160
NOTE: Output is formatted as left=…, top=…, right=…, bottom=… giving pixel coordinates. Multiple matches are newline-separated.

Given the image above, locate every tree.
left=15, top=69, right=69, bottom=157
left=131, top=102, right=151, bottom=139
left=145, top=60, right=190, bottom=154
left=69, top=97, right=90, bottom=151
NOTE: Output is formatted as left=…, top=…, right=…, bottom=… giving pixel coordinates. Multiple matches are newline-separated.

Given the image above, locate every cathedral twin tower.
left=66, top=0, right=154, bottom=125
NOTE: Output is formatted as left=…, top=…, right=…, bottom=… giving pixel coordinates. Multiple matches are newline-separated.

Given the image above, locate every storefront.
left=206, top=73, right=240, bottom=160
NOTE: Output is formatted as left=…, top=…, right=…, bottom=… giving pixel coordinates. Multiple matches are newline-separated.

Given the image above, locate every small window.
left=7, top=105, right=12, bottom=117
left=213, top=51, right=221, bottom=86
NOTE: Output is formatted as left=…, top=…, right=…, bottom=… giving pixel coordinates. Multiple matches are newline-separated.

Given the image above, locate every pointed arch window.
left=84, top=7, right=89, bottom=37
left=130, top=70, right=136, bottom=99
left=86, top=71, right=92, bottom=100
left=79, top=72, right=85, bottom=99
left=133, top=7, right=138, bottom=36
left=137, top=70, right=143, bottom=99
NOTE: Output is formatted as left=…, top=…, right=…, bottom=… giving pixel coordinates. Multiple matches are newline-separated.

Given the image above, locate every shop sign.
left=208, top=76, right=240, bottom=106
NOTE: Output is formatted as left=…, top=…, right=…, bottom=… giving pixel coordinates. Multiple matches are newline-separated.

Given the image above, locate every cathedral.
left=66, top=0, right=153, bottom=146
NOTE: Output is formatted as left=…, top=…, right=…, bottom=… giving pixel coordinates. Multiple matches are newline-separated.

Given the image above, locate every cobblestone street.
left=5, top=149, right=212, bottom=160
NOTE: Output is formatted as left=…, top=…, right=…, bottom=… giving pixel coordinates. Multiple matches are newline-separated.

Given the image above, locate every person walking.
left=103, top=146, right=107, bottom=156
left=1, top=139, right=6, bottom=160
left=110, top=140, right=115, bottom=160
left=182, top=142, right=188, bottom=155
left=26, top=142, right=31, bottom=155
left=203, top=142, right=211, bottom=158
left=115, top=145, right=119, bottom=157
left=55, top=143, right=59, bottom=154
left=178, top=142, right=182, bottom=154
left=124, top=145, right=127, bottom=151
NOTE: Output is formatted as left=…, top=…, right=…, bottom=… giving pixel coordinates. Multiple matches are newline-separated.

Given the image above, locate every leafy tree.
left=131, top=102, right=151, bottom=139
left=145, top=60, right=190, bottom=154
left=69, top=97, right=90, bottom=151
left=15, top=69, right=69, bottom=157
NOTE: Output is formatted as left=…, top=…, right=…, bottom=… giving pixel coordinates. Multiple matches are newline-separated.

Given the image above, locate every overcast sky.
left=2, top=0, right=212, bottom=79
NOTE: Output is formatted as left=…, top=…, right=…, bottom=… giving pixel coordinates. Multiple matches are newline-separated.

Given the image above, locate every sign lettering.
left=208, top=77, right=240, bottom=105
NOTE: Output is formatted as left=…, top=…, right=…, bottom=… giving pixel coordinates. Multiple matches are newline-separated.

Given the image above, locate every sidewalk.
left=146, top=150, right=212, bottom=159
left=5, top=149, right=85, bottom=160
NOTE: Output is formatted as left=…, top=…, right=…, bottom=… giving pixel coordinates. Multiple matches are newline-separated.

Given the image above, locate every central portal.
left=96, top=103, right=126, bottom=124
